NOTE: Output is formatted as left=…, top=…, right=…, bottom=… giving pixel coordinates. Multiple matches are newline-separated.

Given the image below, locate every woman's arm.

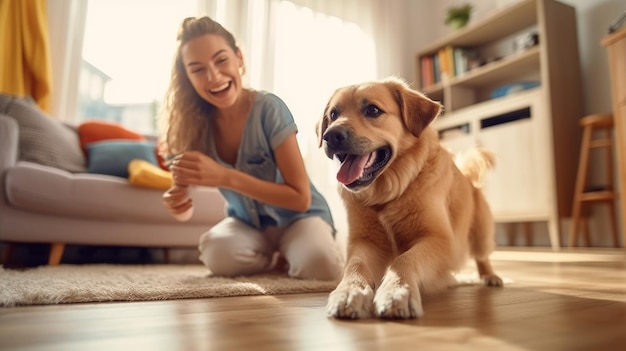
left=170, top=132, right=312, bottom=212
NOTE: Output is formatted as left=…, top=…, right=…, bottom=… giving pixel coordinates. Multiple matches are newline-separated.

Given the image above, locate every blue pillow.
left=86, top=140, right=158, bottom=178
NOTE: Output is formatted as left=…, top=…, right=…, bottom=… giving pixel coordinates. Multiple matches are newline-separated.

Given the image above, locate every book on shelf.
left=420, top=55, right=433, bottom=88
left=433, top=54, right=440, bottom=83
left=419, top=46, right=479, bottom=89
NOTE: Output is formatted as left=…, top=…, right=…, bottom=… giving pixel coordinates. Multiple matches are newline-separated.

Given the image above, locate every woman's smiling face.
left=181, top=34, right=244, bottom=110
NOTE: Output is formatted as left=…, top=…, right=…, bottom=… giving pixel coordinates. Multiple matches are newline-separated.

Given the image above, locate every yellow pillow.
left=128, top=159, right=173, bottom=190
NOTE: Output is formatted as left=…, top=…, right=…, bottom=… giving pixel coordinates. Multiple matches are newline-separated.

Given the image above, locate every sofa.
left=0, top=94, right=227, bottom=265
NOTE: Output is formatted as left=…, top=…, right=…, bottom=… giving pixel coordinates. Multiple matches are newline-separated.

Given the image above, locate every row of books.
left=420, top=46, right=480, bottom=88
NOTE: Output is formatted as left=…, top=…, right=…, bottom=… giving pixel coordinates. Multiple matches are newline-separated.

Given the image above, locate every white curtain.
left=46, top=0, right=88, bottom=121
left=241, top=0, right=410, bottom=91
left=47, top=0, right=409, bottom=120
left=240, top=0, right=410, bottom=236
left=241, top=0, right=411, bottom=162
left=280, top=0, right=408, bottom=76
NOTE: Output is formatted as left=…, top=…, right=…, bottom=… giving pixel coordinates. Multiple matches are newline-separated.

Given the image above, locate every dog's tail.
left=454, top=148, right=495, bottom=188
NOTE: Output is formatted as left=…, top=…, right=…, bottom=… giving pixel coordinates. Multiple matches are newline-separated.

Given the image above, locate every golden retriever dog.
left=317, top=77, right=503, bottom=320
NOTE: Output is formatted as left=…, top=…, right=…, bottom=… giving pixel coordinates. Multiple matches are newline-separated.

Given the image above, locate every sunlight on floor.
left=536, top=287, right=626, bottom=303
left=492, top=249, right=626, bottom=262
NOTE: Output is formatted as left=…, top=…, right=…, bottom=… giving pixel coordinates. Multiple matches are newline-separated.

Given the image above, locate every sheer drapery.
left=0, top=0, right=53, bottom=113
left=197, top=0, right=403, bottom=234
left=46, top=0, right=88, bottom=121
left=246, top=0, right=409, bottom=235
left=47, top=0, right=409, bottom=124
left=273, top=0, right=407, bottom=80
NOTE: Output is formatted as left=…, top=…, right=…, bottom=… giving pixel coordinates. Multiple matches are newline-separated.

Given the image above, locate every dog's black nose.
left=323, top=127, right=349, bottom=147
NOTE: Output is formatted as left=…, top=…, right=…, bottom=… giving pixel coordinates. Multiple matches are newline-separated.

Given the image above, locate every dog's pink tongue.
left=337, top=154, right=369, bottom=185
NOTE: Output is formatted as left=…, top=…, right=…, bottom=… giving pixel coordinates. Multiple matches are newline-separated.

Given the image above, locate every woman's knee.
left=198, top=225, right=272, bottom=277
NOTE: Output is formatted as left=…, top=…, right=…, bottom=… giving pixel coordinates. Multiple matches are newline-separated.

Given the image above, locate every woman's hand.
left=169, top=151, right=227, bottom=188
left=162, top=184, right=194, bottom=220
left=167, top=135, right=311, bottom=213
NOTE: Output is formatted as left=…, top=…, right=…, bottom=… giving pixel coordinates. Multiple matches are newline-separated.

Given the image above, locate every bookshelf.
left=414, top=0, right=585, bottom=249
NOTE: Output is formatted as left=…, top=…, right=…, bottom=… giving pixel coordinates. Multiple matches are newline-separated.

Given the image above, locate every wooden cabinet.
left=414, top=0, right=584, bottom=249
left=602, top=26, right=626, bottom=247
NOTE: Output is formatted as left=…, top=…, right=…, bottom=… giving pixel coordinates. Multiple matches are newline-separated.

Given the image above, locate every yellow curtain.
left=0, top=0, right=53, bottom=113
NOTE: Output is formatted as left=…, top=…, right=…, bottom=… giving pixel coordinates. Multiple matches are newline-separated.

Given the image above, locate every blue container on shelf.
left=491, top=81, right=541, bottom=99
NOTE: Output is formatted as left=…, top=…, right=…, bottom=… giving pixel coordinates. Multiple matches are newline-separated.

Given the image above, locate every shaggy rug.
left=0, top=264, right=338, bottom=307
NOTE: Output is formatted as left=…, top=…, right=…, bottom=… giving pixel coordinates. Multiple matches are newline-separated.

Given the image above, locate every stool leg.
left=608, top=202, right=620, bottom=247
left=569, top=203, right=582, bottom=247
left=603, top=127, right=619, bottom=247
left=581, top=217, right=591, bottom=247
left=569, top=126, right=592, bottom=247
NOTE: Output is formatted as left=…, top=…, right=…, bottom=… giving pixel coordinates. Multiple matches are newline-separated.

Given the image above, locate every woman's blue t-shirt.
left=207, top=91, right=334, bottom=233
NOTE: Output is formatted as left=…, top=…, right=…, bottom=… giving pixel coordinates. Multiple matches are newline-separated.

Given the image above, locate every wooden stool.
left=568, top=114, right=620, bottom=247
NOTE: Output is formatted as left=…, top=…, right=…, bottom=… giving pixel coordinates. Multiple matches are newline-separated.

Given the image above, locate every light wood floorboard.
left=1, top=248, right=625, bottom=351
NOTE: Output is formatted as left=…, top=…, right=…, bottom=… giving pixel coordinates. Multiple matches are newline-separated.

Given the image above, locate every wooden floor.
left=1, top=248, right=625, bottom=351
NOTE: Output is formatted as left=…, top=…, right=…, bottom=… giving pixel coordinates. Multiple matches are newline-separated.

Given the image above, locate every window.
left=78, top=0, right=197, bottom=135
left=76, top=0, right=377, bottom=143
left=269, top=1, right=377, bottom=195
left=268, top=1, right=377, bottom=234
left=272, top=1, right=377, bottom=160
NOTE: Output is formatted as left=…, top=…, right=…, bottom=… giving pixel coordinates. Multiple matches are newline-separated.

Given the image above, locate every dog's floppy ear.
left=316, top=106, right=330, bottom=148
left=387, top=78, right=442, bottom=137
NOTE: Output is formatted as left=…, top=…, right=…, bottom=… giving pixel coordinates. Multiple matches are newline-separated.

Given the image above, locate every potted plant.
left=445, top=3, right=473, bottom=30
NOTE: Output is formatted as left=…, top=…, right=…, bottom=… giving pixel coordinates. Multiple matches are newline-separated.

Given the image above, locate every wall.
left=401, top=0, right=625, bottom=247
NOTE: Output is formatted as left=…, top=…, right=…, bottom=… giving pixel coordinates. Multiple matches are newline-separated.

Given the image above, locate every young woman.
left=161, top=16, right=343, bottom=281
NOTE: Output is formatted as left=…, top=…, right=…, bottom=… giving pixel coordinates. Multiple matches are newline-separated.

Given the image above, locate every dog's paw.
left=482, top=274, right=504, bottom=287
left=326, top=283, right=374, bottom=319
left=373, top=273, right=423, bottom=319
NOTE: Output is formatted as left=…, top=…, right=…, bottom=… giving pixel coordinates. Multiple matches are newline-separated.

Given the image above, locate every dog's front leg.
left=374, top=234, right=453, bottom=319
left=326, top=240, right=388, bottom=319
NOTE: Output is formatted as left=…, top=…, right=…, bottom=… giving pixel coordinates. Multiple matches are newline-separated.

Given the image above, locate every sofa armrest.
left=0, top=114, right=18, bottom=173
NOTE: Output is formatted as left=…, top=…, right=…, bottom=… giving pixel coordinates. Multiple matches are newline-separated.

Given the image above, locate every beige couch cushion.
left=5, top=161, right=226, bottom=225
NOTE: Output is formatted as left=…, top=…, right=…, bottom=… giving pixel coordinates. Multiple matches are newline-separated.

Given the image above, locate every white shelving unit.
left=414, top=0, right=585, bottom=249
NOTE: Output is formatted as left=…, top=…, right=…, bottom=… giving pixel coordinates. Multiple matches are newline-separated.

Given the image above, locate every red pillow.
left=77, top=120, right=145, bottom=155
left=77, top=120, right=171, bottom=170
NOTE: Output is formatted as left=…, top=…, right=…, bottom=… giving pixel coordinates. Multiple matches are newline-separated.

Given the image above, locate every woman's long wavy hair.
left=159, top=16, right=241, bottom=155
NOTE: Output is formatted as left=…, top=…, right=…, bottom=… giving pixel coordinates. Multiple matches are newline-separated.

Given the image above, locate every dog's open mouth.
left=335, top=146, right=391, bottom=188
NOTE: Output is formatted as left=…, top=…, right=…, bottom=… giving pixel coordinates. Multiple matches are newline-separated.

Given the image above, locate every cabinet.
left=602, top=27, right=626, bottom=247
left=414, top=0, right=584, bottom=249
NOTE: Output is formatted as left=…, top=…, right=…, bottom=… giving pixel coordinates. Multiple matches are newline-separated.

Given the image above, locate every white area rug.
left=0, top=264, right=338, bottom=307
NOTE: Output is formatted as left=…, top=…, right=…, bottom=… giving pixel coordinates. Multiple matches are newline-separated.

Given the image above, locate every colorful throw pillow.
left=77, top=120, right=145, bottom=154
left=86, top=140, right=159, bottom=178
left=128, top=159, right=173, bottom=190
left=156, top=141, right=171, bottom=171
left=0, top=93, right=86, bottom=173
